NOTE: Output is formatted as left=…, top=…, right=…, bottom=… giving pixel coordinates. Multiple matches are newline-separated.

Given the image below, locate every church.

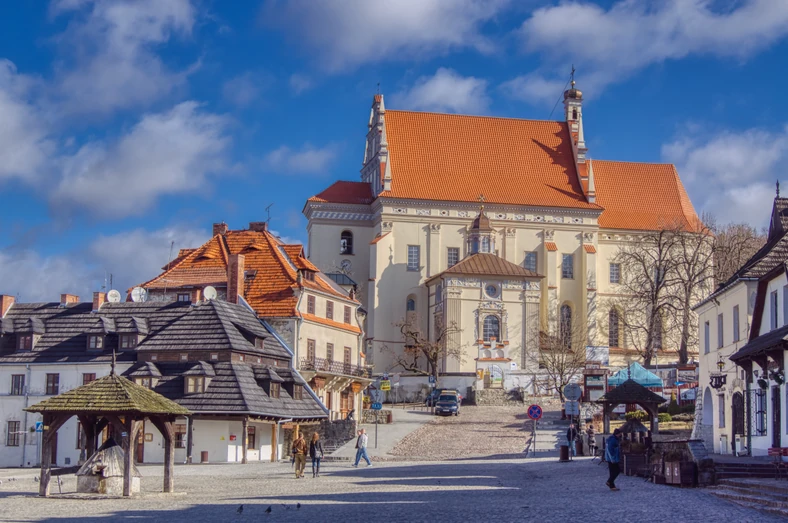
left=303, top=80, right=700, bottom=396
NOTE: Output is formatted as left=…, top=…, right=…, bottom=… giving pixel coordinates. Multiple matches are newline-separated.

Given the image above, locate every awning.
left=607, top=362, right=663, bottom=388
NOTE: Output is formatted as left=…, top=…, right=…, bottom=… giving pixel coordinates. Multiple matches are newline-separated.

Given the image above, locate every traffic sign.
left=563, top=383, right=582, bottom=401
left=35, top=422, right=43, bottom=433
left=371, top=402, right=383, bottom=410
left=380, top=380, right=391, bottom=391
left=370, top=389, right=384, bottom=403
left=429, top=375, right=435, bottom=383
left=527, top=404, right=543, bottom=420
left=565, top=400, right=580, bottom=416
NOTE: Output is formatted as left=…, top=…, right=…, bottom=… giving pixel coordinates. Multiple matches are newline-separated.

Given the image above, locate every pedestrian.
left=566, top=423, right=578, bottom=458
left=605, top=428, right=622, bottom=491
left=352, top=428, right=372, bottom=467
left=586, top=424, right=596, bottom=456
left=309, top=433, right=325, bottom=478
left=292, top=432, right=307, bottom=479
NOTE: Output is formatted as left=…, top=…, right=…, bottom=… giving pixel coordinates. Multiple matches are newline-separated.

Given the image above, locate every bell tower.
left=563, top=68, right=587, bottom=164
left=361, top=94, right=391, bottom=194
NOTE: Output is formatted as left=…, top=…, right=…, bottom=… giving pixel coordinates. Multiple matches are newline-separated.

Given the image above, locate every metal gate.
left=732, top=392, right=745, bottom=436
left=748, top=389, right=767, bottom=437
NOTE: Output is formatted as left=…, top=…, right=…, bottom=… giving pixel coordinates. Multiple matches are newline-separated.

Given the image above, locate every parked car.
left=425, top=388, right=463, bottom=406
left=434, top=394, right=461, bottom=416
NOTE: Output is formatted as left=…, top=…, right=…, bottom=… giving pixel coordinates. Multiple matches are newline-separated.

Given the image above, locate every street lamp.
left=710, top=354, right=727, bottom=389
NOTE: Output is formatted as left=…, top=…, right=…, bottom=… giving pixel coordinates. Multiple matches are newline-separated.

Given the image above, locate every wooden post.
left=603, top=405, right=611, bottom=434
left=78, top=415, right=97, bottom=461
left=186, top=416, right=194, bottom=465
left=271, top=423, right=277, bottom=463
left=122, top=418, right=137, bottom=497
left=242, top=417, right=249, bottom=464
left=150, top=416, right=176, bottom=493
left=39, top=413, right=53, bottom=497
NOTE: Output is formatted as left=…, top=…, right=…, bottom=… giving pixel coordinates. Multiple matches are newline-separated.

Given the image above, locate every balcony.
left=299, top=357, right=371, bottom=378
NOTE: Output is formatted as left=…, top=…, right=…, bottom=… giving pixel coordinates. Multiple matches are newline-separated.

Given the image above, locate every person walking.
left=292, top=433, right=308, bottom=479
left=309, top=433, right=325, bottom=478
left=566, top=423, right=578, bottom=459
left=605, top=428, right=622, bottom=491
left=353, top=428, right=372, bottom=467
left=586, top=424, right=596, bottom=457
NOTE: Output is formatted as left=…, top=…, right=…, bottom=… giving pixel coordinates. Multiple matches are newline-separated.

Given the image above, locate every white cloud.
left=263, top=143, right=338, bottom=175
left=289, top=73, right=313, bottom=95
left=512, top=0, right=788, bottom=101
left=499, top=72, right=567, bottom=107
left=222, top=72, right=263, bottom=107
left=50, top=0, right=197, bottom=116
left=391, top=68, right=490, bottom=114
left=262, top=0, right=509, bottom=71
left=0, top=60, right=53, bottom=182
left=663, top=125, right=788, bottom=227
left=52, top=102, right=231, bottom=217
left=0, top=225, right=208, bottom=302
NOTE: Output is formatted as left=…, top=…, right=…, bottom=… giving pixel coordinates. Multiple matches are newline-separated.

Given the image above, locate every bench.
left=767, top=447, right=788, bottom=480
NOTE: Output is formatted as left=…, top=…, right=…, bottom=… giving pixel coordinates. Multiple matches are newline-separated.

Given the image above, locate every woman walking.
left=310, top=433, right=325, bottom=478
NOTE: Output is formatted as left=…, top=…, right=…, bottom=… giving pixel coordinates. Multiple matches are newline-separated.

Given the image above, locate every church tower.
left=564, top=75, right=586, bottom=164
left=467, top=203, right=496, bottom=255
left=361, top=94, right=391, bottom=194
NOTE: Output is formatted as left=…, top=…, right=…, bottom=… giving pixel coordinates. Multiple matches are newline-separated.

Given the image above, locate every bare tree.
left=538, top=317, right=588, bottom=402
left=381, top=316, right=464, bottom=385
left=710, top=221, right=767, bottom=286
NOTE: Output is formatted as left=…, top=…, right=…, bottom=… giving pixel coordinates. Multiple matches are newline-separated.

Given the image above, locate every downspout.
left=21, top=364, right=31, bottom=467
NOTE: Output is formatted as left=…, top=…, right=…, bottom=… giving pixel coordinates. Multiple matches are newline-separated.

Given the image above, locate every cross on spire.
left=570, top=64, right=576, bottom=88
left=477, top=194, right=485, bottom=212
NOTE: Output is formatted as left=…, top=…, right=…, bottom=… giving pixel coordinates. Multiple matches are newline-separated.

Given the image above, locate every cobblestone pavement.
left=0, top=456, right=779, bottom=522
left=389, top=406, right=533, bottom=460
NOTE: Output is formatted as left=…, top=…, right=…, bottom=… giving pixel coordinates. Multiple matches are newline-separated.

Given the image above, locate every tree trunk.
left=679, top=295, right=691, bottom=364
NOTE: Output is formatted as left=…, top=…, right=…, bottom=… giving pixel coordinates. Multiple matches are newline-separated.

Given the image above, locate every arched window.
left=406, top=298, right=416, bottom=312
left=608, top=308, right=620, bottom=348
left=572, top=108, right=578, bottom=120
left=560, top=304, right=572, bottom=348
left=340, top=230, right=353, bottom=255
left=483, top=315, right=500, bottom=341
left=481, top=237, right=490, bottom=253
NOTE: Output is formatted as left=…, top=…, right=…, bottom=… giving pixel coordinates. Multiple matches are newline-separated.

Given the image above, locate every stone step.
left=718, top=473, right=779, bottom=480
left=719, top=479, right=788, bottom=496
left=713, top=484, right=788, bottom=501
left=708, top=489, right=788, bottom=511
left=709, top=495, right=788, bottom=519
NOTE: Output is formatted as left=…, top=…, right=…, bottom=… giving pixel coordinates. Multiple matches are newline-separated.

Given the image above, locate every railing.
left=300, top=357, right=371, bottom=378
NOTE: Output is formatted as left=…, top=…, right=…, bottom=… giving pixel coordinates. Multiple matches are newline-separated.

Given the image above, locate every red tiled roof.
left=592, top=160, right=700, bottom=231
left=545, top=242, right=558, bottom=251
left=370, top=232, right=390, bottom=245
left=139, top=226, right=355, bottom=318
left=583, top=244, right=597, bottom=254
left=308, top=181, right=374, bottom=205
left=302, top=313, right=361, bottom=334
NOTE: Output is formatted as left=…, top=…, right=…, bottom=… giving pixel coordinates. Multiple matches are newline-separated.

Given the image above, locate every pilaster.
left=503, top=227, right=517, bottom=264
left=444, top=287, right=463, bottom=372
left=428, top=222, right=441, bottom=277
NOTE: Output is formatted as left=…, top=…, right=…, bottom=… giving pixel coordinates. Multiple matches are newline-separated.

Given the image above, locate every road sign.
left=370, top=388, right=384, bottom=402
left=380, top=380, right=391, bottom=391
left=563, top=383, right=582, bottom=401
left=527, top=404, right=543, bottom=420
left=429, top=375, right=435, bottom=383
left=371, top=402, right=383, bottom=410
left=35, top=422, right=43, bottom=433
left=565, top=400, right=580, bottom=416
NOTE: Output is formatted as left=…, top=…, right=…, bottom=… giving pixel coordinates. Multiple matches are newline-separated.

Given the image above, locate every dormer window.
left=270, top=382, right=280, bottom=399
left=120, top=335, right=138, bottom=350
left=303, top=270, right=315, bottom=282
left=177, top=293, right=190, bottom=302
left=186, top=376, right=205, bottom=394
left=87, top=335, right=104, bottom=351
left=134, top=377, right=152, bottom=389
left=17, top=335, right=33, bottom=351
left=180, top=353, right=188, bottom=361
left=293, top=384, right=304, bottom=400
left=255, top=338, right=265, bottom=349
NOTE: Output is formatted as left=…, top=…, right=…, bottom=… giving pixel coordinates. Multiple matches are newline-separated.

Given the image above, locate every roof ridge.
left=591, top=159, right=677, bottom=167
left=137, top=236, right=219, bottom=289
left=387, top=109, right=567, bottom=126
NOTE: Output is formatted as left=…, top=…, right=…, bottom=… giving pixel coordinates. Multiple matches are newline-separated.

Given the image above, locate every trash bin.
left=559, top=443, right=569, bottom=462
left=200, top=451, right=209, bottom=463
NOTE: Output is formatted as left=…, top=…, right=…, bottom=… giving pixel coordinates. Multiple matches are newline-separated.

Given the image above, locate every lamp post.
left=710, top=354, right=727, bottom=390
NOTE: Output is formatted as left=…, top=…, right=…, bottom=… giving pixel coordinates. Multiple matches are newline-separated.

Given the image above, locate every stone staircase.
left=529, top=410, right=569, bottom=454
left=715, top=462, right=779, bottom=480
left=707, top=478, right=788, bottom=518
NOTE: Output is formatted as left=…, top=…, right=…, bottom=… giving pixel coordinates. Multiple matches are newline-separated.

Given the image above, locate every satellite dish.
left=203, top=286, right=217, bottom=301
left=107, top=290, right=122, bottom=303
left=131, top=287, right=148, bottom=303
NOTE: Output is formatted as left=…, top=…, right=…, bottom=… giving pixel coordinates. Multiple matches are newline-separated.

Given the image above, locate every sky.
left=2, top=0, right=788, bottom=302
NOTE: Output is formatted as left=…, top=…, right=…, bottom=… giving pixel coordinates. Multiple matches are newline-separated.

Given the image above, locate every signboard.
left=380, top=380, right=391, bottom=391
left=510, top=362, right=518, bottom=370
left=429, top=375, right=435, bottom=383
left=563, top=383, right=582, bottom=401
left=370, top=389, right=384, bottom=403
left=371, top=402, right=383, bottom=410
left=35, top=422, right=43, bottom=433
left=565, top=400, right=580, bottom=416
left=677, top=369, right=698, bottom=383
left=527, top=404, right=543, bottom=420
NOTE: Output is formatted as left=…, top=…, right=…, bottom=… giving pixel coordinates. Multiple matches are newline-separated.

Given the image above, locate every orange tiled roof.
left=381, top=111, right=600, bottom=210
left=592, top=160, right=700, bottom=231
left=308, top=181, right=374, bottom=205
left=139, top=225, right=355, bottom=318
left=545, top=242, right=558, bottom=251
left=583, top=244, right=597, bottom=254
left=301, top=313, right=362, bottom=334
left=370, top=232, right=390, bottom=245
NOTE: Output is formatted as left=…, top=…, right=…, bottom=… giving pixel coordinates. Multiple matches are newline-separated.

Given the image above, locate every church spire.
left=563, top=66, right=587, bottom=164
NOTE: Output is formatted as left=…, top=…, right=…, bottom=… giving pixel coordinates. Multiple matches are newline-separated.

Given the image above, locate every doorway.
left=772, top=386, right=782, bottom=448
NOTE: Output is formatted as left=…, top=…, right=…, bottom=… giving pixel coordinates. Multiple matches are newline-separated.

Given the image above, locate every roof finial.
left=570, top=64, right=576, bottom=88
left=777, top=180, right=781, bottom=198
left=377, top=82, right=380, bottom=95
left=477, top=194, right=485, bottom=212
left=111, top=347, right=116, bottom=376
left=627, top=363, right=631, bottom=380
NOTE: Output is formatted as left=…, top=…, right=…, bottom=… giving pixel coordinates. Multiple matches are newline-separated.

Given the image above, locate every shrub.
left=673, top=413, right=694, bottom=422
left=680, top=404, right=695, bottom=414
left=658, top=413, right=672, bottom=423
left=625, top=410, right=649, bottom=421
left=667, top=394, right=681, bottom=415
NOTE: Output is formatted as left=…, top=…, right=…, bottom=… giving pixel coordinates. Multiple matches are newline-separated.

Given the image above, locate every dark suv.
left=434, top=394, right=461, bottom=416
left=425, top=388, right=463, bottom=406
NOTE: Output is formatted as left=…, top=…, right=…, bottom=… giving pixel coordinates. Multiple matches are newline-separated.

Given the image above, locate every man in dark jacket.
left=566, top=424, right=578, bottom=458
left=605, top=429, right=622, bottom=491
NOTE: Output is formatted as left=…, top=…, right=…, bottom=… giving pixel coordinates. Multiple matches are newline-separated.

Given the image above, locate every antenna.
left=131, top=287, right=148, bottom=303
left=548, top=66, right=575, bottom=120
left=166, top=240, right=175, bottom=271
left=203, top=286, right=218, bottom=301
left=107, top=290, right=122, bottom=303
left=265, top=203, right=274, bottom=225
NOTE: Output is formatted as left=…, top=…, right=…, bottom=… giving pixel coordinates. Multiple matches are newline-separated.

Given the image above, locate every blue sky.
left=2, top=0, right=788, bottom=301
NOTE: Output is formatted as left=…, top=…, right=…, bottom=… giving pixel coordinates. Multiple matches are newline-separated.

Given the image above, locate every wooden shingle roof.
left=25, top=374, right=190, bottom=416
left=596, top=379, right=667, bottom=406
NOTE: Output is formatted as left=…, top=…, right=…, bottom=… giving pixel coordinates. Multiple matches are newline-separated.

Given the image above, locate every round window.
left=485, top=284, right=499, bottom=298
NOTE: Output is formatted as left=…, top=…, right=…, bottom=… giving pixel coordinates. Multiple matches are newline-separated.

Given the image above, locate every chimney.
left=249, top=222, right=268, bottom=233
left=227, top=254, right=245, bottom=304
left=190, top=288, right=202, bottom=304
left=0, top=295, right=15, bottom=317
left=212, top=222, right=228, bottom=236
left=60, top=294, right=80, bottom=307
left=92, top=292, right=106, bottom=311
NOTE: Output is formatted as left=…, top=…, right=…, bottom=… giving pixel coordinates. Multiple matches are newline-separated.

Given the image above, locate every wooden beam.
left=186, top=416, right=194, bottom=465
left=150, top=416, right=176, bottom=493
left=38, top=413, right=70, bottom=497
left=77, top=415, right=98, bottom=461
left=271, top=423, right=277, bottom=463
left=122, top=417, right=138, bottom=497
left=242, top=417, right=249, bottom=464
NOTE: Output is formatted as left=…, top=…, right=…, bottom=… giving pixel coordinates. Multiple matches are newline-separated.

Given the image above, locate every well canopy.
left=596, top=379, right=668, bottom=406
left=607, top=362, right=663, bottom=388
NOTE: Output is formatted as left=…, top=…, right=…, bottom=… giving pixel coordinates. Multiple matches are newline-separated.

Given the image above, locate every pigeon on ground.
left=265, top=506, right=272, bottom=514
left=297, top=503, right=301, bottom=509
left=33, top=476, right=39, bottom=482
left=237, top=504, right=243, bottom=515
